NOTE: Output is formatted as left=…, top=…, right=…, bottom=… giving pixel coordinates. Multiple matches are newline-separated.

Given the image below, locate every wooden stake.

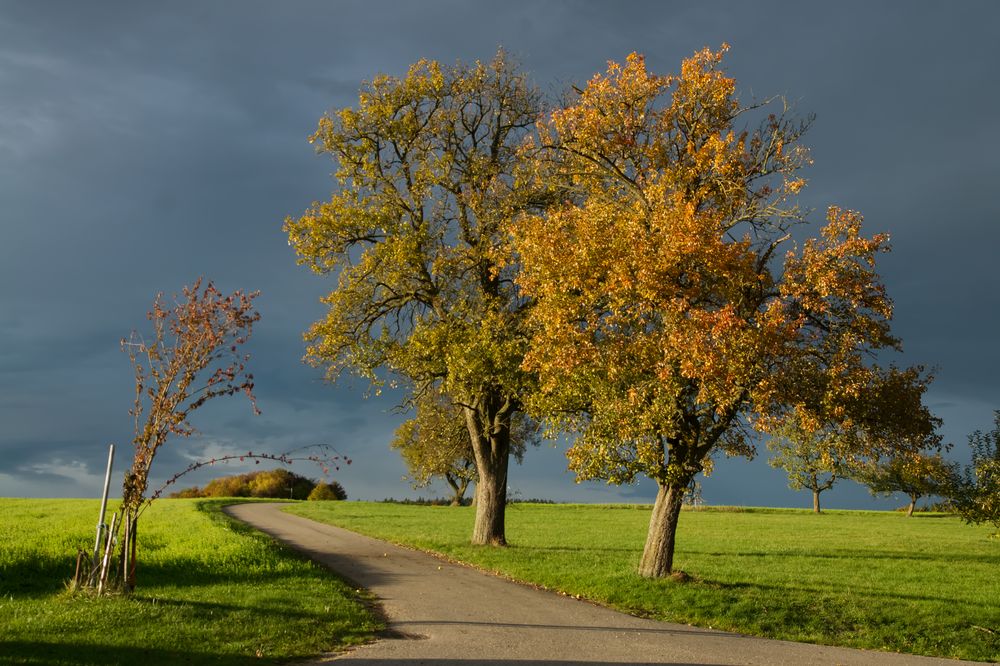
left=98, top=512, right=118, bottom=595
left=73, top=550, right=84, bottom=589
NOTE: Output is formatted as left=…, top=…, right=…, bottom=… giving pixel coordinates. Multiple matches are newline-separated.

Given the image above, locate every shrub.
left=172, top=469, right=319, bottom=499
left=308, top=481, right=347, bottom=501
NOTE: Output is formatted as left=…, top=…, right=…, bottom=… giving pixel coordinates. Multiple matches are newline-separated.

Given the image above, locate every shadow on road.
left=391, top=619, right=740, bottom=638
left=0, top=641, right=265, bottom=666
left=328, top=656, right=723, bottom=666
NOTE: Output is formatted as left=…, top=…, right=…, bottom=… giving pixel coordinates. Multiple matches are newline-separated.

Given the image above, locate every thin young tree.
left=513, top=47, right=937, bottom=577
left=115, top=279, right=259, bottom=591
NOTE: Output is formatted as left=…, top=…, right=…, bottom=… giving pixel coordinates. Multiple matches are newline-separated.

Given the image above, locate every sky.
left=1, top=1, right=998, bottom=510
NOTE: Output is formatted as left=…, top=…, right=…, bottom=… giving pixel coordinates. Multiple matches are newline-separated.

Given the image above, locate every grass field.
left=0, top=498, right=381, bottom=665
left=288, top=501, right=1000, bottom=662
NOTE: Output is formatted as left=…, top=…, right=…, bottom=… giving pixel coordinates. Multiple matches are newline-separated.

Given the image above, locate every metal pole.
left=92, top=444, right=115, bottom=570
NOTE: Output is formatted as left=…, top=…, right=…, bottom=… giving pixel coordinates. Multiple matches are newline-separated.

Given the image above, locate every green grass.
left=287, top=501, right=1000, bottom=662
left=0, top=498, right=381, bottom=665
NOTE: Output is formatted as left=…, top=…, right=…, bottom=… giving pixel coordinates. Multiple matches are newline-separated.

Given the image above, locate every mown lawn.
left=0, top=498, right=381, bottom=665
left=288, top=501, right=1000, bottom=662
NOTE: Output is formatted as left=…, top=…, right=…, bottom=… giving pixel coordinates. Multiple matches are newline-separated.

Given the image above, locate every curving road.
left=224, top=503, right=979, bottom=666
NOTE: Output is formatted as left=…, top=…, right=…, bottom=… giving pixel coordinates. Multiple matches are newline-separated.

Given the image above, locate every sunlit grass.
left=288, top=501, right=1000, bottom=662
left=0, top=498, right=380, bottom=665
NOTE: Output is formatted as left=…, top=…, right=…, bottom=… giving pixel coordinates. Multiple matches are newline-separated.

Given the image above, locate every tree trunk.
left=813, top=489, right=821, bottom=513
left=472, top=456, right=508, bottom=544
left=906, top=494, right=917, bottom=517
left=127, top=514, right=137, bottom=591
left=444, top=473, right=470, bottom=506
left=638, top=481, right=686, bottom=578
left=464, top=395, right=512, bottom=546
left=116, top=510, right=138, bottom=593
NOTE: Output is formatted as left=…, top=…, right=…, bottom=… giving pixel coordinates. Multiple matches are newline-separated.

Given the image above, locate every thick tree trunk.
left=464, top=396, right=512, bottom=546
left=472, top=454, right=509, bottom=544
left=813, top=489, right=821, bottom=513
left=638, top=481, right=686, bottom=578
left=906, top=494, right=917, bottom=517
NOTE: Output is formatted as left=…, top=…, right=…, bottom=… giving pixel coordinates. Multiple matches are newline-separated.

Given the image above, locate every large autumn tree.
left=513, top=47, right=936, bottom=577
left=285, top=52, right=544, bottom=544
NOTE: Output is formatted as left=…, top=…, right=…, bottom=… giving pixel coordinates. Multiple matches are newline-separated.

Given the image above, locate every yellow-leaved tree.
left=513, top=47, right=937, bottom=577
left=285, top=52, right=547, bottom=545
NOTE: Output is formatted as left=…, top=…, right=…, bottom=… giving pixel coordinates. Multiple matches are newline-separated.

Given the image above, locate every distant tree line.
left=170, top=468, right=347, bottom=501
left=767, top=411, right=1000, bottom=533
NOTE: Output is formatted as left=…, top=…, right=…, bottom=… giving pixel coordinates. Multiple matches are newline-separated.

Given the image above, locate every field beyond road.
left=0, top=498, right=380, bottom=665
left=287, top=502, right=1000, bottom=662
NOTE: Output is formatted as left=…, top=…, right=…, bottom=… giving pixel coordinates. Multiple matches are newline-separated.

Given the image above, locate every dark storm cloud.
left=1, top=1, right=998, bottom=506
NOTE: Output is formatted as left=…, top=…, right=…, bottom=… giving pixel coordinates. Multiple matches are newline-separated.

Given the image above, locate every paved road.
left=225, top=503, right=979, bottom=665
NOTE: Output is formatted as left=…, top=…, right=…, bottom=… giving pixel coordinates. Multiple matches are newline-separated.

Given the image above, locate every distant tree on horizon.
left=853, top=448, right=957, bottom=516
left=391, top=388, right=478, bottom=506
left=391, top=385, right=535, bottom=505
left=307, top=481, right=348, bottom=501
left=766, top=423, right=846, bottom=514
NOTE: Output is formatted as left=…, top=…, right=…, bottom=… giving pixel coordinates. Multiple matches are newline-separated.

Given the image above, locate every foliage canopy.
left=512, top=47, right=937, bottom=575
left=954, top=411, right=1000, bottom=533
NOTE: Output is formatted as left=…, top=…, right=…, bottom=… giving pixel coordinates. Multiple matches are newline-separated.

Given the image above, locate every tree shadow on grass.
left=2, top=594, right=377, bottom=665
left=0, top=554, right=81, bottom=596
left=0, top=500, right=320, bottom=598
left=693, top=575, right=995, bottom=608
left=507, top=544, right=637, bottom=553
left=683, top=548, right=1000, bottom=565
left=0, top=640, right=295, bottom=666
left=128, top=593, right=330, bottom=622
left=0, top=550, right=354, bottom=598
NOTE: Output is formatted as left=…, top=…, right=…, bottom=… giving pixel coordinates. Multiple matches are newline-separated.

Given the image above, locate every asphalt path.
left=224, top=503, right=980, bottom=666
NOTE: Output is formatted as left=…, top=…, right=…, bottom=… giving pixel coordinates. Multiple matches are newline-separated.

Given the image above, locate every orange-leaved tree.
left=513, top=47, right=936, bottom=577
left=285, top=52, right=548, bottom=545
left=114, top=279, right=259, bottom=590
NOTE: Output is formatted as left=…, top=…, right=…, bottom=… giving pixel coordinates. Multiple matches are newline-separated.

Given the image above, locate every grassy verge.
left=0, top=498, right=381, bottom=665
left=287, top=501, right=1000, bottom=662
